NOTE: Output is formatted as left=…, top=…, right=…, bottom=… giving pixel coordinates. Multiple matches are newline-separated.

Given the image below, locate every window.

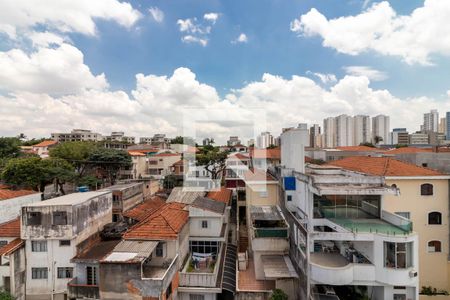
left=428, top=240, right=442, bottom=253
left=395, top=212, right=410, bottom=220
left=149, top=160, right=158, bottom=165
left=57, top=267, right=73, bottom=278
left=59, top=240, right=71, bottom=247
left=31, top=268, right=48, bottom=279
left=0, top=241, right=7, bottom=247
left=422, top=163, right=428, bottom=168
left=201, top=220, right=208, bottom=229
left=421, top=183, right=433, bottom=195
left=27, top=212, right=42, bottom=226
left=31, top=241, right=47, bottom=252
left=384, top=242, right=413, bottom=269
left=156, top=243, right=165, bottom=257
left=189, top=241, right=219, bottom=254
left=190, top=295, right=205, bottom=300
left=428, top=212, right=442, bottom=225
left=86, top=266, right=97, bottom=285
left=287, top=195, right=292, bottom=202
left=53, top=211, right=68, bottom=225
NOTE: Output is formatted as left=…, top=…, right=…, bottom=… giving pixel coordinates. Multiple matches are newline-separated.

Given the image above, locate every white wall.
left=280, top=128, right=309, bottom=173
left=0, top=193, right=41, bottom=224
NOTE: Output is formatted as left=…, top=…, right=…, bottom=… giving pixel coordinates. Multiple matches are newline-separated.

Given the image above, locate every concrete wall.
left=0, top=193, right=41, bottom=224
left=246, top=183, right=279, bottom=208
left=384, top=178, right=450, bottom=292
left=179, top=292, right=217, bottom=300
left=189, top=207, right=223, bottom=237
left=99, top=263, right=142, bottom=299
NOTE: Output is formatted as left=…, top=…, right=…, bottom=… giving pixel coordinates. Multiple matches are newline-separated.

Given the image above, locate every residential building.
left=31, top=140, right=58, bottom=158
left=353, top=115, right=371, bottom=145
left=140, top=134, right=171, bottom=149
left=309, top=124, right=321, bottom=148
left=409, top=132, right=429, bottom=145
left=147, top=152, right=182, bottom=179
left=99, top=202, right=189, bottom=299
left=104, top=132, right=135, bottom=144
left=202, top=138, right=213, bottom=146
left=323, top=117, right=336, bottom=148
left=0, top=218, right=26, bottom=299
left=372, top=114, right=390, bottom=144
left=225, top=153, right=250, bottom=192
left=51, top=129, right=103, bottom=143
left=335, top=115, right=354, bottom=147
left=250, top=147, right=281, bottom=170
left=439, top=117, right=447, bottom=135
left=423, top=109, right=439, bottom=133
left=21, top=191, right=112, bottom=300
left=329, top=156, right=450, bottom=294
left=101, top=182, right=144, bottom=222
left=447, top=112, right=450, bottom=140
left=277, top=130, right=419, bottom=299
left=429, top=132, right=446, bottom=145
left=119, top=150, right=148, bottom=180
left=386, top=147, right=450, bottom=174
left=227, top=136, right=241, bottom=147
left=247, top=139, right=255, bottom=147
left=0, top=187, right=41, bottom=224
left=390, top=128, right=409, bottom=145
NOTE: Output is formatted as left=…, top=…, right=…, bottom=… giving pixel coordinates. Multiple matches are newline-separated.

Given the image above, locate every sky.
left=1, top=0, right=450, bottom=143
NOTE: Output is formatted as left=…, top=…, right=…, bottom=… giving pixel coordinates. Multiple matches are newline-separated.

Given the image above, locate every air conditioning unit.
left=409, top=270, right=418, bottom=278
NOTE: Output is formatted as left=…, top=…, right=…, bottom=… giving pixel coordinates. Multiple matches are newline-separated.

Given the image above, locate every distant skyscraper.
left=309, top=124, right=321, bottom=148
left=446, top=112, right=450, bottom=140
left=256, top=132, right=274, bottom=148
left=372, top=115, right=390, bottom=144
left=439, top=117, right=446, bottom=135
left=423, top=109, right=439, bottom=132
left=353, top=115, right=371, bottom=145
left=390, top=128, right=409, bottom=145
left=323, top=117, right=335, bottom=148
left=335, top=114, right=354, bottom=147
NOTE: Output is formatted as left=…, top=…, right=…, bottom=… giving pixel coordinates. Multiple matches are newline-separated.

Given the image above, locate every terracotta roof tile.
left=335, top=146, right=386, bottom=152
left=123, top=196, right=166, bottom=222
left=250, top=148, right=280, bottom=160
left=235, top=153, right=250, bottom=160
left=124, top=202, right=188, bottom=240
left=0, top=238, right=23, bottom=256
left=152, top=153, right=181, bottom=157
left=328, top=156, right=443, bottom=177
left=386, top=147, right=432, bottom=154
left=0, top=218, right=20, bottom=237
left=207, top=187, right=232, bottom=204
left=127, top=151, right=146, bottom=156
left=33, top=140, right=58, bottom=147
left=0, top=189, right=37, bottom=201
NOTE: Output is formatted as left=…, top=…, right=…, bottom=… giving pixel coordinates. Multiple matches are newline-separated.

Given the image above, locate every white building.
left=423, top=109, right=439, bottom=133
left=104, top=132, right=135, bottom=144
left=372, top=115, right=390, bottom=144
left=335, top=114, right=354, bottom=147
left=227, top=136, right=241, bottom=147
left=353, top=115, right=371, bottom=145
left=256, top=132, right=274, bottom=149
left=0, top=189, right=41, bottom=224
left=51, top=129, right=103, bottom=143
left=21, top=191, right=112, bottom=300
left=309, top=124, right=321, bottom=148
left=323, top=117, right=336, bottom=148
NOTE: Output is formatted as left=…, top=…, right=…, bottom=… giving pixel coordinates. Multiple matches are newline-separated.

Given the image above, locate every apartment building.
left=256, top=132, right=275, bottom=149
left=225, top=153, right=250, bottom=204
left=104, top=131, right=135, bottom=144
left=310, top=124, right=321, bottom=148
left=372, top=115, right=390, bottom=145
left=101, top=182, right=144, bottom=222
left=140, top=134, right=171, bottom=149
left=353, top=115, right=371, bottom=145
left=391, top=128, right=409, bottom=145
left=51, top=129, right=103, bottom=143
left=227, top=136, right=242, bottom=147
left=119, top=150, right=148, bottom=180
left=250, top=147, right=280, bottom=170
left=329, top=156, right=450, bottom=294
left=409, top=132, right=429, bottom=145
left=148, top=152, right=182, bottom=178
left=0, top=218, right=26, bottom=300
left=21, top=191, right=112, bottom=300
left=423, top=109, right=439, bottom=133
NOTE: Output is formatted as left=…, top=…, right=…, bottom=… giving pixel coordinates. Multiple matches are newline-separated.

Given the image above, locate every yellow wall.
left=384, top=178, right=449, bottom=291
left=245, top=182, right=279, bottom=207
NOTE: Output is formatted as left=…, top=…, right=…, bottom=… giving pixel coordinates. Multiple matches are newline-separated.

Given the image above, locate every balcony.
left=67, top=278, right=99, bottom=299
left=253, top=228, right=288, bottom=238
left=141, top=255, right=178, bottom=291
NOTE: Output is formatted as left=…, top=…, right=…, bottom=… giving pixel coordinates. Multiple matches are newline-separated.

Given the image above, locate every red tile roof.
left=328, top=156, right=443, bottom=177
left=386, top=147, right=432, bottom=154
left=207, top=187, right=232, bottom=204
left=123, top=196, right=166, bottom=222
left=0, top=218, right=20, bottom=237
left=128, top=151, right=146, bottom=156
left=235, top=153, right=250, bottom=160
left=244, top=169, right=277, bottom=182
left=0, top=238, right=24, bottom=256
left=0, top=188, right=37, bottom=201
left=124, top=202, right=188, bottom=240
left=335, top=146, right=386, bottom=152
left=250, top=148, right=281, bottom=160
left=33, top=140, right=58, bottom=147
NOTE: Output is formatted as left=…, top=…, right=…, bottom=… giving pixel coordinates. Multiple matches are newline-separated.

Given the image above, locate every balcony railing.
left=67, top=278, right=99, bottom=299
left=253, top=228, right=288, bottom=238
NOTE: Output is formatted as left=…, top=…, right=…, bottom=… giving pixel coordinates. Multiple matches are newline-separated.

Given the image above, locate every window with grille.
left=421, top=183, right=433, bottom=195
left=32, top=268, right=47, bottom=279
left=57, top=267, right=73, bottom=278
left=201, top=220, right=208, bottom=228
left=428, top=240, right=442, bottom=252
left=86, top=266, right=97, bottom=285
left=31, top=241, right=47, bottom=252
left=59, top=240, right=71, bottom=246
left=190, top=295, right=205, bottom=300
left=27, top=212, right=42, bottom=225
left=53, top=211, right=68, bottom=225
left=428, top=212, right=442, bottom=225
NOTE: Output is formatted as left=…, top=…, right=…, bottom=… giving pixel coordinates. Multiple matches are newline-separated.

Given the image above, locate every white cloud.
left=291, top=0, right=450, bottom=65
left=306, top=71, right=337, bottom=84
left=344, top=66, right=388, bottom=81
left=149, top=7, right=164, bottom=23
left=203, top=13, right=220, bottom=24
left=362, top=0, right=372, bottom=9
left=0, top=0, right=142, bottom=37
left=0, top=43, right=108, bottom=94
left=232, top=33, right=248, bottom=44
left=181, top=35, right=208, bottom=47
left=29, top=31, right=66, bottom=47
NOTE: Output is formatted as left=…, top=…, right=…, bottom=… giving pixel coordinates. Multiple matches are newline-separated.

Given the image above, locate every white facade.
left=353, top=115, right=371, bottom=145
left=51, top=129, right=103, bottom=143
left=256, top=132, right=274, bottom=149
left=372, top=115, right=390, bottom=144
left=0, top=192, right=41, bottom=224
left=423, top=109, right=439, bottom=133
left=323, top=117, right=335, bottom=148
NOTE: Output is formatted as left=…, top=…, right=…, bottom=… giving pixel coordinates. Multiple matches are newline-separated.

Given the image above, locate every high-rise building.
left=309, top=124, right=321, bottom=148
left=335, top=114, right=354, bottom=147
left=227, top=136, right=241, bottom=147
left=439, top=118, right=446, bottom=134
left=423, top=109, right=439, bottom=133
left=353, top=115, right=371, bottom=145
left=390, top=128, right=409, bottom=145
left=447, top=112, right=450, bottom=140
left=256, top=132, right=274, bottom=148
left=323, top=117, right=335, bottom=148
left=372, top=115, right=390, bottom=144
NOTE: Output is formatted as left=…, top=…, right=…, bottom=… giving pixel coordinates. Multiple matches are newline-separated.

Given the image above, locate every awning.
left=222, top=244, right=237, bottom=293
left=102, top=240, right=158, bottom=263
left=261, top=255, right=298, bottom=279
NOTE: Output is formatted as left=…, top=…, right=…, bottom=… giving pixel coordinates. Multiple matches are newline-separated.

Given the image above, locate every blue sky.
left=1, top=0, right=450, bottom=141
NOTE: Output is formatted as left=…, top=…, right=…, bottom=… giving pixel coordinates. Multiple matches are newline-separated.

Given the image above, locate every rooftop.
left=386, top=147, right=433, bottom=154
left=102, top=240, right=158, bottom=263
left=0, top=187, right=38, bottom=201
left=250, top=148, right=280, bottom=160
left=206, top=187, right=232, bottom=205
left=152, top=152, right=181, bottom=157
left=33, top=140, right=58, bottom=147
left=251, top=206, right=284, bottom=222
left=192, top=196, right=226, bottom=214
left=243, top=169, right=277, bottom=182
left=335, top=146, right=385, bottom=152
left=123, top=196, right=165, bottom=222
left=328, top=156, right=444, bottom=177
left=0, top=238, right=24, bottom=256
left=124, top=202, right=188, bottom=240
left=0, top=218, right=20, bottom=237
left=100, top=182, right=142, bottom=192
left=166, top=186, right=205, bottom=204
left=72, top=240, right=120, bottom=262
left=24, top=191, right=110, bottom=207
left=128, top=151, right=146, bottom=156
left=238, top=258, right=275, bottom=292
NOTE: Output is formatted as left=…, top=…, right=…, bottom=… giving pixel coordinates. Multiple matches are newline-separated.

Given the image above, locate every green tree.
left=0, top=137, right=22, bottom=159
left=88, top=148, right=131, bottom=185
left=195, top=146, right=228, bottom=179
left=0, top=290, right=14, bottom=300
left=270, top=289, right=288, bottom=300
left=171, top=136, right=195, bottom=146
left=21, top=138, right=47, bottom=146
left=359, top=142, right=375, bottom=147
left=40, top=158, right=76, bottom=195
left=49, top=141, right=98, bottom=176
left=374, top=135, right=383, bottom=144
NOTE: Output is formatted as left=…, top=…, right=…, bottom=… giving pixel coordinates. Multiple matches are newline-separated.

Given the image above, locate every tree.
left=266, top=144, right=277, bottom=149
left=195, top=146, right=228, bottom=180
left=21, top=137, right=47, bottom=146
left=49, top=141, right=98, bottom=176
left=374, top=136, right=383, bottom=144
left=0, top=290, right=14, bottom=300
left=40, top=158, right=76, bottom=195
left=359, top=142, right=375, bottom=148
left=0, top=137, right=22, bottom=159
left=270, top=289, right=288, bottom=300
left=171, top=136, right=195, bottom=146
left=88, top=148, right=131, bottom=185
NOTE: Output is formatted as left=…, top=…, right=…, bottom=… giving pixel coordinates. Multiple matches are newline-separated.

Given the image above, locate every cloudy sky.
left=1, top=0, right=450, bottom=143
